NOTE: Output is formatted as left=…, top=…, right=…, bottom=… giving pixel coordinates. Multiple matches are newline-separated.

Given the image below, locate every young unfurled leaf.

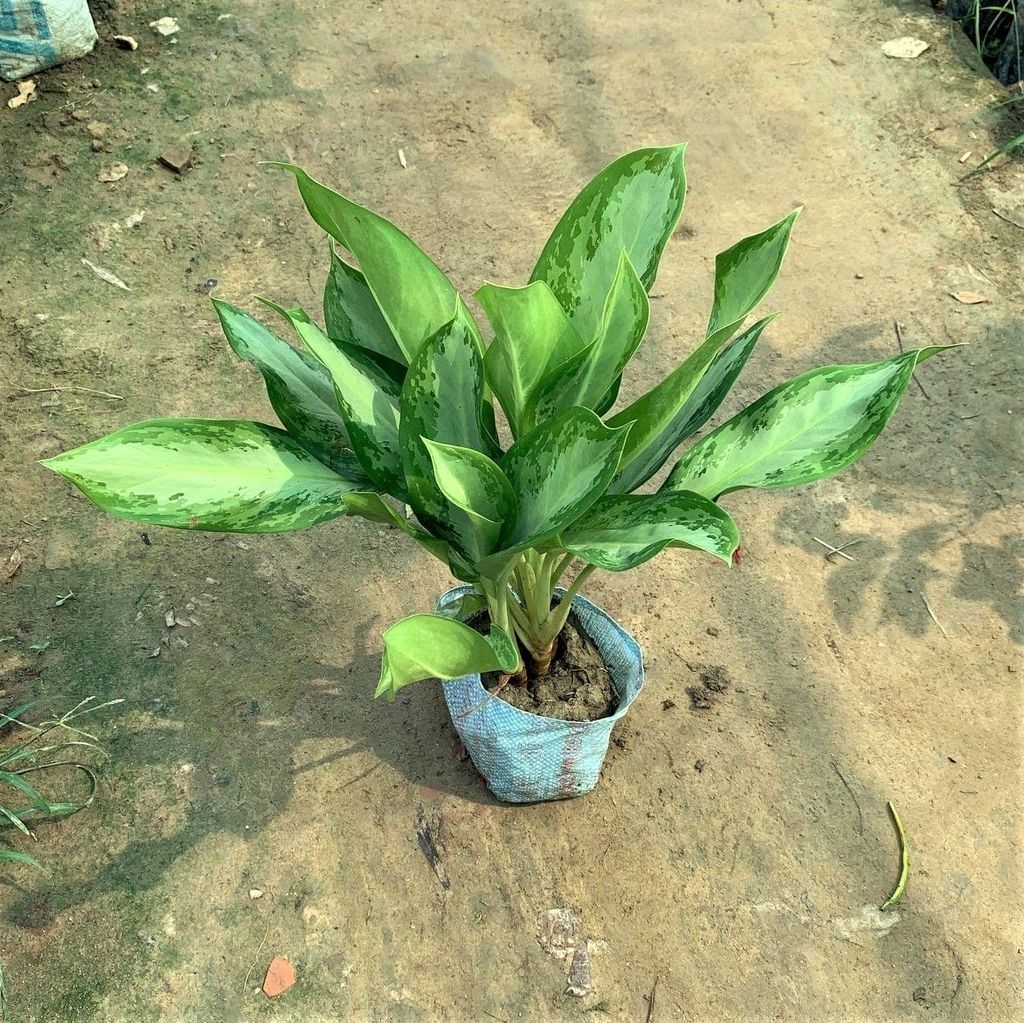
left=531, top=145, right=686, bottom=343
left=477, top=279, right=585, bottom=436
left=400, top=311, right=500, bottom=557
left=498, top=407, right=630, bottom=552
left=42, top=420, right=364, bottom=532
left=272, top=163, right=459, bottom=361
left=323, top=244, right=406, bottom=365
left=562, top=491, right=740, bottom=570
left=526, top=252, right=649, bottom=425
left=424, top=439, right=516, bottom=553
left=663, top=347, right=951, bottom=499
left=376, top=613, right=520, bottom=699
left=213, top=299, right=355, bottom=474
left=264, top=301, right=407, bottom=499
left=610, top=315, right=774, bottom=493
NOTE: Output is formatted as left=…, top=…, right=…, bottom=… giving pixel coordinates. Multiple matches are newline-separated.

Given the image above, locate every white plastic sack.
left=1, top=0, right=97, bottom=81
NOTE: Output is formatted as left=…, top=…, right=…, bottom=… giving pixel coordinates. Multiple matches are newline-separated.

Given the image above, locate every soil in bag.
left=467, top=610, right=618, bottom=723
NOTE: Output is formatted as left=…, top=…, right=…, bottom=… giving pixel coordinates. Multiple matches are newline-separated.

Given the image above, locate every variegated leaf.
left=526, top=251, right=649, bottom=425
left=662, top=347, right=951, bottom=499
left=400, top=311, right=500, bottom=559
left=323, top=244, right=406, bottom=365
left=213, top=299, right=355, bottom=475
left=705, top=209, right=799, bottom=349
left=477, top=279, right=585, bottom=437
left=42, top=419, right=364, bottom=532
left=608, top=209, right=797, bottom=478
left=264, top=301, right=407, bottom=499
left=272, top=163, right=458, bottom=361
left=498, top=406, right=630, bottom=551
left=562, top=491, right=740, bottom=570
left=375, top=613, right=520, bottom=699
left=531, top=145, right=686, bottom=342
left=611, top=314, right=773, bottom=493
left=424, top=439, right=516, bottom=555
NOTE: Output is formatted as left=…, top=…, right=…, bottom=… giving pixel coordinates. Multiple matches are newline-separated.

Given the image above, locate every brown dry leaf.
left=98, top=163, right=129, bottom=183
left=262, top=957, right=295, bottom=998
left=7, top=80, right=37, bottom=109
left=2, top=550, right=24, bottom=582
left=950, top=291, right=988, bottom=305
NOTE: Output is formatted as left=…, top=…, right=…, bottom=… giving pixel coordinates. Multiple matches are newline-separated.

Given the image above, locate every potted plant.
left=43, top=145, right=950, bottom=802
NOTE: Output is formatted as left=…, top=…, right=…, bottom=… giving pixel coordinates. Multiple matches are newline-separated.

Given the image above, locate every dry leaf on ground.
left=7, top=80, right=36, bottom=109
left=882, top=38, right=929, bottom=59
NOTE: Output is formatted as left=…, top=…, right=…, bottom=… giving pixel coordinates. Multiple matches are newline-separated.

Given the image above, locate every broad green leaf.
left=272, top=163, right=458, bottom=361
left=562, top=491, right=740, bottom=571
left=526, top=252, right=649, bottom=425
left=477, top=279, right=585, bottom=436
left=375, top=613, right=520, bottom=699
left=706, top=209, right=799, bottom=347
left=264, top=301, right=406, bottom=498
left=213, top=299, right=356, bottom=475
left=662, top=347, right=952, bottom=499
left=424, top=439, right=516, bottom=554
left=41, top=419, right=363, bottom=532
left=323, top=244, right=405, bottom=364
left=611, top=315, right=772, bottom=493
left=400, top=312, right=499, bottom=558
left=531, top=145, right=686, bottom=342
left=498, top=406, right=631, bottom=551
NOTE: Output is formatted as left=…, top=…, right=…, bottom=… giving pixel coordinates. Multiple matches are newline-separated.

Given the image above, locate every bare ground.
left=0, top=0, right=1021, bottom=1020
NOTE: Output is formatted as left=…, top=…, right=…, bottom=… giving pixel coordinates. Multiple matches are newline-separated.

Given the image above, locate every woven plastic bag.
left=1, top=0, right=97, bottom=82
left=438, top=586, right=645, bottom=803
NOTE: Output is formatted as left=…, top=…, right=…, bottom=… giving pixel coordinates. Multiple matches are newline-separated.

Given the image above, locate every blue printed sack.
left=1, top=0, right=96, bottom=81
left=438, top=586, right=645, bottom=803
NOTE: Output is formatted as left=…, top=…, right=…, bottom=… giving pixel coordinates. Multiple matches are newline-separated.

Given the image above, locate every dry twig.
left=811, top=537, right=862, bottom=563
left=13, top=384, right=124, bottom=401
left=920, top=593, right=948, bottom=638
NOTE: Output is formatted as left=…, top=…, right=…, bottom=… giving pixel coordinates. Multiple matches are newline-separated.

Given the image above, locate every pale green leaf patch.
left=376, top=614, right=520, bottom=699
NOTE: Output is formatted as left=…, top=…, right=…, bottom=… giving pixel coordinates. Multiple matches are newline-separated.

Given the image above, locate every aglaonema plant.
left=43, top=145, right=950, bottom=704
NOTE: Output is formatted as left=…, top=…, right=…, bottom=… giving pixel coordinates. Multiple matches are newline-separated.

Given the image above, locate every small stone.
left=694, top=759, right=705, bottom=773
left=71, top=109, right=90, bottom=122
left=158, top=142, right=194, bottom=174
left=113, top=34, right=139, bottom=50
left=661, top=699, right=676, bottom=711
left=98, top=162, right=129, bottom=183
left=705, top=626, right=720, bottom=637
left=248, top=888, right=264, bottom=900
left=86, top=120, right=108, bottom=138
left=91, top=139, right=106, bottom=153
left=262, top=956, right=295, bottom=998
left=149, top=16, right=179, bottom=36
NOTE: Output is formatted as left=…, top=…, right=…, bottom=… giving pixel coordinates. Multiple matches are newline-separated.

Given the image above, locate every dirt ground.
left=1, top=0, right=1021, bottom=1020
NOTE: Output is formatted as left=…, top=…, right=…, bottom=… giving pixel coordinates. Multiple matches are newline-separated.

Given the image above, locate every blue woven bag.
left=438, top=586, right=645, bottom=803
